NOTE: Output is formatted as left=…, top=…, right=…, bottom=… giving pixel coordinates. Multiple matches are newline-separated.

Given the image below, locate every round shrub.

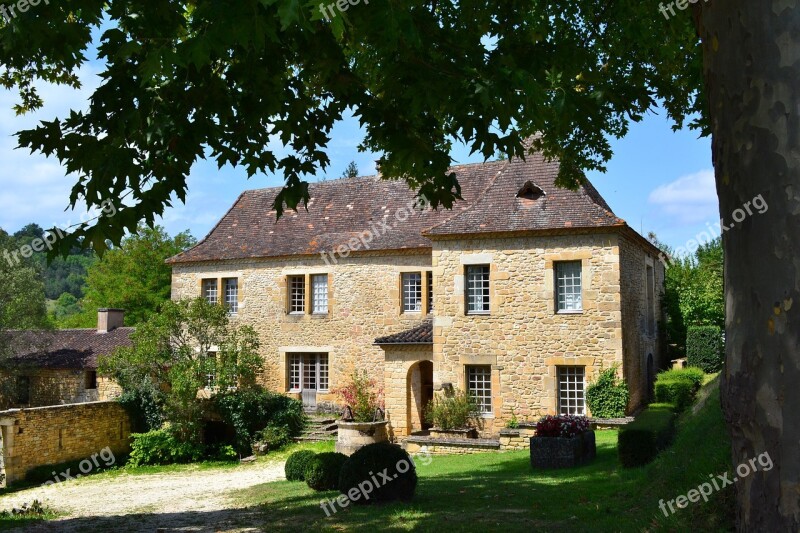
left=305, top=452, right=349, bottom=491
left=285, top=450, right=316, bottom=482
left=585, top=367, right=629, bottom=418
left=338, top=442, right=417, bottom=504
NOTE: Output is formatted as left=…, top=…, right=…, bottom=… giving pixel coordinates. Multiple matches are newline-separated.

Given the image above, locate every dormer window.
left=517, top=181, right=546, bottom=200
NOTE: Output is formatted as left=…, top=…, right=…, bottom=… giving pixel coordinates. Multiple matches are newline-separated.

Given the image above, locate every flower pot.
left=529, top=430, right=596, bottom=469
left=336, top=420, right=389, bottom=456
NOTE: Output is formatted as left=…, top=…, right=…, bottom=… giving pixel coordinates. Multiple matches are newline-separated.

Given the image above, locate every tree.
left=66, top=226, right=195, bottom=327
left=1, top=1, right=796, bottom=527
left=341, top=160, right=359, bottom=179
left=100, top=298, right=262, bottom=441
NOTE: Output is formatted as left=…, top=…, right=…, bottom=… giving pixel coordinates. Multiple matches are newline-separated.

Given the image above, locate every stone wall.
left=171, top=252, right=434, bottom=405
left=430, top=232, right=625, bottom=434
left=0, top=370, right=122, bottom=410
left=0, top=401, right=131, bottom=486
left=618, top=233, right=665, bottom=409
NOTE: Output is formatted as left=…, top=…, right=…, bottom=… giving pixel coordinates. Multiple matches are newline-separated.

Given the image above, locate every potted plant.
left=424, top=389, right=481, bottom=439
left=529, top=415, right=596, bottom=469
left=334, top=371, right=388, bottom=455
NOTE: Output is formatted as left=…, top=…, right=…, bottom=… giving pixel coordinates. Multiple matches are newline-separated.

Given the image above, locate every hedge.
left=306, top=452, right=349, bottom=491
left=686, top=325, right=724, bottom=373
left=654, top=379, right=695, bottom=412
left=585, top=367, right=629, bottom=418
left=618, top=403, right=676, bottom=467
left=657, top=367, right=705, bottom=391
left=339, top=443, right=417, bottom=504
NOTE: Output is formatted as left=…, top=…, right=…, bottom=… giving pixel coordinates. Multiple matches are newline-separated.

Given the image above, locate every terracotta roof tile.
left=374, top=319, right=433, bottom=345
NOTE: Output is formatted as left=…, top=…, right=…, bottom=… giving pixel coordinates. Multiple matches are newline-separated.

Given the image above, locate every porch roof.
left=374, top=319, right=433, bottom=345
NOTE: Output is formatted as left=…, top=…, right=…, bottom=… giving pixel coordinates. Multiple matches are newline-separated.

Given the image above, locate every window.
left=556, top=261, right=583, bottom=312
left=312, top=274, right=329, bottom=314
left=288, top=353, right=329, bottom=392
left=288, top=275, right=306, bottom=314
left=646, top=265, right=655, bottom=335
left=427, top=271, right=434, bottom=312
left=224, top=278, right=239, bottom=314
left=85, top=371, right=97, bottom=390
left=402, top=272, right=423, bottom=312
left=466, top=265, right=490, bottom=314
left=466, top=365, right=492, bottom=414
left=205, top=351, right=217, bottom=389
left=16, top=376, right=30, bottom=404
left=558, top=366, right=586, bottom=415
left=202, top=279, right=218, bottom=305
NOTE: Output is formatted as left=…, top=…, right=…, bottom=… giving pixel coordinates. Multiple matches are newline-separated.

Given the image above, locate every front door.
left=290, top=353, right=329, bottom=410
left=302, top=356, right=318, bottom=409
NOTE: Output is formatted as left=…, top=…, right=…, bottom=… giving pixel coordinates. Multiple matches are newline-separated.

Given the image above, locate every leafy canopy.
left=0, top=1, right=704, bottom=257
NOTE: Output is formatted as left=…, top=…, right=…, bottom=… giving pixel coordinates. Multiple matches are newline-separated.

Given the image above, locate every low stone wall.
left=0, top=401, right=131, bottom=486
left=498, top=427, right=538, bottom=450
left=403, top=436, right=501, bottom=455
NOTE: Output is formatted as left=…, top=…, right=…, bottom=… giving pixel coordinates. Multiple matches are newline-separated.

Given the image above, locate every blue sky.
left=0, top=63, right=718, bottom=252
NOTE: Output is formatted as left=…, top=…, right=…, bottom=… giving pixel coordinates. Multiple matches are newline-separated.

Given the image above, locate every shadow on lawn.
left=238, top=438, right=656, bottom=533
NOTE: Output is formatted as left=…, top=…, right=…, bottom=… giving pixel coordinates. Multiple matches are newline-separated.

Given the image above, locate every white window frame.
left=223, top=278, right=239, bottom=314
left=466, top=365, right=493, bottom=414
left=288, top=275, right=306, bottom=314
left=556, top=261, right=583, bottom=313
left=557, top=366, right=586, bottom=415
left=466, top=265, right=491, bottom=315
left=288, top=353, right=329, bottom=393
left=311, top=274, right=329, bottom=315
left=402, top=272, right=423, bottom=313
left=202, top=279, right=218, bottom=305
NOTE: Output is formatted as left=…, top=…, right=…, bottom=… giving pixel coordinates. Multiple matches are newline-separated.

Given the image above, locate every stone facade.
left=0, top=401, right=131, bottom=486
left=0, top=369, right=122, bottom=409
left=430, top=231, right=663, bottom=434
left=171, top=252, right=435, bottom=408
left=171, top=229, right=663, bottom=441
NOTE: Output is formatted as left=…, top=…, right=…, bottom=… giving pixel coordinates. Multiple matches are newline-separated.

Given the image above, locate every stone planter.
left=336, top=420, right=389, bottom=456
left=530, top=430, right=596, bottom=469
left=429, top=427, right=478, bottom=439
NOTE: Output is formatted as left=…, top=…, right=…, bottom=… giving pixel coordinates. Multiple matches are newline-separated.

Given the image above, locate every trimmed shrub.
left=687, top=325, right=724, bottom=373
left=128, top=428, right=205, bottom=467
left=618, top=403, right=676, bottom=467
left=339, top=442, right=417, bottom=504
left=424, top=389, right=480, bottom=430
left=305, top=452, right=349, bottom=491
left=654, top=379, right=695, bottom=412
left=586, top=367, right=630, bottom=418
left=285, top=450, right=316, bottom=481
left=658, top=367, right=705, bottom=391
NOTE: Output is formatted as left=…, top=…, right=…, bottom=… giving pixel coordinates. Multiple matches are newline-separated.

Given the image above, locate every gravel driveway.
left=0, top=460, right=286, bottom=532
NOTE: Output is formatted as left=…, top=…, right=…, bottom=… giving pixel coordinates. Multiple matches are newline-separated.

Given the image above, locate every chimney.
left=97, top=309, right=125, bottom=333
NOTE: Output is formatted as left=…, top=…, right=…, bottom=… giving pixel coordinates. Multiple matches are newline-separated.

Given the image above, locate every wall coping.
left=0, top=400, right=121, bottom=417
left=405, top=436, right=501, bottom=449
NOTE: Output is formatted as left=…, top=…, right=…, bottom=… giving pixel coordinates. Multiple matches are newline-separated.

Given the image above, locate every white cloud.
left=647, top=170, right=719, bottom=224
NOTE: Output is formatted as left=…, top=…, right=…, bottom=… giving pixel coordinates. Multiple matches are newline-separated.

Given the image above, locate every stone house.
left=167, top=152, right=664, bottom=438
left=0, top=309, right=129, bottom=409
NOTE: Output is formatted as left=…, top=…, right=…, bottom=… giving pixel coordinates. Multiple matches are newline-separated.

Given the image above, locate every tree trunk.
left=697, top=1, right=800, bottom=530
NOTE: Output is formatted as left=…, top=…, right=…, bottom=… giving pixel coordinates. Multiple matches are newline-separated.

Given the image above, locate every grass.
left=0, top=501, right=59, bottom=531
left=229, top=377, right=732, bottom=532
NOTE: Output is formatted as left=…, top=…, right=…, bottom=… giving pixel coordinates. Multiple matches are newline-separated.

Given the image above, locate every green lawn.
left=232, top=377, right=732, bottom=532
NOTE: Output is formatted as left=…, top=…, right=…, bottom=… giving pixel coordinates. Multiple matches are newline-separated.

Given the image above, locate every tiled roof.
left=425, top=152, right=624, bottom=236
left=3, top=328, right=135, bottom=370
left=167, top=162, right=504, bottom=264
left=374, top=319, right=433, bottom=345
left=167, top=152, right=628, bottom=264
